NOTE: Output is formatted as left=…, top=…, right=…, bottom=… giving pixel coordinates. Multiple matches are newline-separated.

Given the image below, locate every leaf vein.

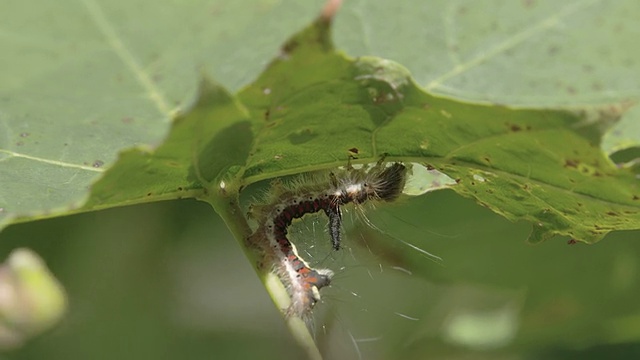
left=80, top=0, right=177, bottom=119
left=0, top=149, right=104, bottom=173
left=426, top=0, right=602, bottom=91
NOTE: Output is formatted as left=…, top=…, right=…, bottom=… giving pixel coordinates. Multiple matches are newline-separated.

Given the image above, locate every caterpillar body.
left=247, top=160, right=409, bottom=320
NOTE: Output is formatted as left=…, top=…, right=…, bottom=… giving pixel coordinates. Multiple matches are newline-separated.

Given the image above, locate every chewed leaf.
left=83, top=79, right=252, bottom=212
left=2, top=4, right=639, bottom=246
left=381, top=92, right=640, bottom=244
left=236, top=18, right=640, bottom=244
left=603, top=105, right=640, bottom=155
left=2, top=79, right=251, bottom=226
left=404, top=163, right=457, bottom=196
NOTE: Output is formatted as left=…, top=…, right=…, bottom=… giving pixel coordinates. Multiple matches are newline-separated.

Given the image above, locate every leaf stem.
left=204, top=183, right=323, bottom=360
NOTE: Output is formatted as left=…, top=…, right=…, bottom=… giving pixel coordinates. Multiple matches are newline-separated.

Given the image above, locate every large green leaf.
left=3, top=2, right=639, bottom=241
left=235, top=18, right=639, bottom=244
left=334, top=0, right=640, bottom=106
left=0, top=0, right=323, bottom=228
left=82, top=79, right=252, bottom=211
left=334, top=0, right=640, bottom=154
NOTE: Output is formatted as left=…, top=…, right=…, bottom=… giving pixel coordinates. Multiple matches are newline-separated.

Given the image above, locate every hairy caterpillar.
left=247, top=159, right=409, bottom=320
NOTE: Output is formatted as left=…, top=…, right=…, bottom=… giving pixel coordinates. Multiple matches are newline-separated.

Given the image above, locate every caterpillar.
left=247, top=159, right=409, bottom=320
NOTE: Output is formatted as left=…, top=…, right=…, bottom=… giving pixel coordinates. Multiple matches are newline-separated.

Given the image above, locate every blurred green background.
left=1, top=190, right=639, bottom=359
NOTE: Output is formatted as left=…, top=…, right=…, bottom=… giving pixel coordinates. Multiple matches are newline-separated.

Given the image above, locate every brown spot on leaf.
left=281, top=39, right=299, bottom=54
left=92, top=160, right=104, bottom=168
left=567, top=239, right=577, bottom=245
left=564, top=159, right=579, bottom=168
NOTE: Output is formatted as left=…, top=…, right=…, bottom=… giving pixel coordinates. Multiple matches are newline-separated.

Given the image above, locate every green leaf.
left=0, top=0, right=323, bottom=228
left=83, top=79, right=252, bottom=211
left=5, top=3, right=639, bottom=243
left=236, top=18, right=640, bottom=244
left=334, top=0, right=640, bottom=155
left=334, top=0, right=640, bottom=106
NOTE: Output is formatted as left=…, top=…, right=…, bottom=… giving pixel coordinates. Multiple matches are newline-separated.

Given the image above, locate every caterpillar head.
left=338, top=162, right=408, bottom=204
